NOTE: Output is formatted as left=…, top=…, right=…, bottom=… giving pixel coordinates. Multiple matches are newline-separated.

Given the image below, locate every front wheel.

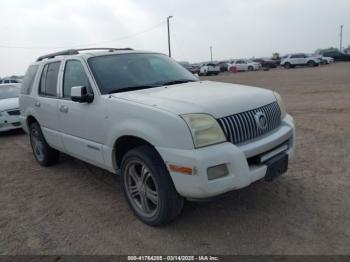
left=121, top=145, right=184, bottom=226
left=248, top=66, right=254, bottom=71
left=29, top=122, right=59, bottom=166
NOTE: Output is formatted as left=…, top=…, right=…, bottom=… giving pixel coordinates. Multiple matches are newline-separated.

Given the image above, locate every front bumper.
left=157, top=114, right=295, bottom=199
left=0, top=113, right=22, bottom=132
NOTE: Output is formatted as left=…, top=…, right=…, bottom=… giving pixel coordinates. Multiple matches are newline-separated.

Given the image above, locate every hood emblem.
left=254, top=111, right=267, bottom=130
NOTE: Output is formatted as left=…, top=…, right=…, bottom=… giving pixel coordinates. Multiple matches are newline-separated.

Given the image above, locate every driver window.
left=63, top=60, right=91, bottom=99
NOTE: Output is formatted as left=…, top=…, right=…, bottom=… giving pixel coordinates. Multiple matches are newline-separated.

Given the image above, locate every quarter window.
left=63, top=60, right=91, bottom=98
left=21, top=65, right=39, bottom=95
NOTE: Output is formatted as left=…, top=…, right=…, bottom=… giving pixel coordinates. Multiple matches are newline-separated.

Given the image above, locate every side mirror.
left=193, top=73, right=199, bottom=79
left=71, top=86, right=93, bottom=103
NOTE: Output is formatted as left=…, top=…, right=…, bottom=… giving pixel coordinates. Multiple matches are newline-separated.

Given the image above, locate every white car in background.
left=320, top=56, right=334, bottom=64
left=228, top=59, right=261, bottom=72
left=280, top=53, right=321, bottom=68
left=199, top=63, right=220, bottom=75
left=0, top=85, right=22, bottom=132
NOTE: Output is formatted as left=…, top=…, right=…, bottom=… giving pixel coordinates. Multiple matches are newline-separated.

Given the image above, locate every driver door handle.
left=34, top=101, right=41, bottom=107
left=59, top=105, right=69, bottom=113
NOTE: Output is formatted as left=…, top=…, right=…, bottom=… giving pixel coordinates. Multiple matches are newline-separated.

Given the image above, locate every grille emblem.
left=254, top=111, right=267, bottom=130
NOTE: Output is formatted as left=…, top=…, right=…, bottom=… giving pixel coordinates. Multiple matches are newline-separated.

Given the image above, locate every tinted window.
left=0, top=86, right=20, bottom=99
left=63, top=60, right=91, bottom=98
left=39, top=62, right=60, bottom=97
left=21, top=65, right=39, bottom=95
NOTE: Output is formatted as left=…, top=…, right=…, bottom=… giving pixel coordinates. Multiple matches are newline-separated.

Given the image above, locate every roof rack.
left=36, top=48, right=133, bottom=62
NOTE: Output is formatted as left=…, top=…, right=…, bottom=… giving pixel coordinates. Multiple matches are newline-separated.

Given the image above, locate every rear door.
left=57, top=58, right=106, bottom=167
left=35, top=61, right=64, bottom=150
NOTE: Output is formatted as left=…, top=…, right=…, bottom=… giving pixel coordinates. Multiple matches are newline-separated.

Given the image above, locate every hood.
left=112, top=81, right=276, bottom=118
left=0, top=97, right=19, bottom=111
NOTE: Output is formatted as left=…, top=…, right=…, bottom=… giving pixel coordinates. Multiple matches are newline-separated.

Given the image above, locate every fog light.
left=207, top=164, right=229, bottom=180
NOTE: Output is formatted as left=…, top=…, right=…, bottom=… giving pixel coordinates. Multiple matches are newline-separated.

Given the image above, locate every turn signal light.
left=169, top=164, right=193, bottom=175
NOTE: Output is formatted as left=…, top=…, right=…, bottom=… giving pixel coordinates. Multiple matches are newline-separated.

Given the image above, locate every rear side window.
left=39, top=62, right=60, bottom=97
left=63, top=60, right=91, bottom=98
left=21, top=65, right=39, bottom=95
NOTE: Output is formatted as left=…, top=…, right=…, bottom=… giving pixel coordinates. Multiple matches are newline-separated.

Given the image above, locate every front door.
left=57, top=59, right=106, bottom=167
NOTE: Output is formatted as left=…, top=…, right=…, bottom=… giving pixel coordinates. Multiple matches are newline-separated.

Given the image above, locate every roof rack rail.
left=36, top=47, right=133, bottom=62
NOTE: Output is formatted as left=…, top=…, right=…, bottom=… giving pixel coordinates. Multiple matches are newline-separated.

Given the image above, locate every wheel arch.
left=113, top=135, right=164, bottom=170
left=26, top=115, right=39, bottom=129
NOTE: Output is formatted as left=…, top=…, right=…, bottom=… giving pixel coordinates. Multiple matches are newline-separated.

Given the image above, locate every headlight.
left=273, top=92, right=286, bottom=119
left=181, top=113, right=226, bottom=148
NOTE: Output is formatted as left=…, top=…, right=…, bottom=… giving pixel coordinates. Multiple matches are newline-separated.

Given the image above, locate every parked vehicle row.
left=181, top=50, right=344, bottom=76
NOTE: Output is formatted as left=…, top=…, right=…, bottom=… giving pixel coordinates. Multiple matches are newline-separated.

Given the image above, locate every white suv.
left=280, top=53, right=321, bottom=69
left=228, top=59, right=261, bottom=72
left=19, top=48, right=295, bottom=225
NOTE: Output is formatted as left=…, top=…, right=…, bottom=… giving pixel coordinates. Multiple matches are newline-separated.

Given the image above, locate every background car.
left=0, top=85, right=22, bottom=132
left=185, top=65, right=200, bottom=74
left=0, top=79, right=21, bottom=84
left=280, top=53, right=321, bottom=68
left=253, top=58, right=278, bottom=69
left=322, top=51, right=350, bottom=62
left=217, top=61, right=230, bottom=72
left=199, top=63, right=220, bottom=75
left=321, top=56, right=334, bottom=64
left=228, top=59, right=261, bottom=71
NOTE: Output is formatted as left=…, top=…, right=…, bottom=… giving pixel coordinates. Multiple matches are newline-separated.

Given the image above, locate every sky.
left=0, top=0, right=349, bottom=76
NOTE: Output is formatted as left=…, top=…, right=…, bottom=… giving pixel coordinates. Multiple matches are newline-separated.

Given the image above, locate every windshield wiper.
left=108, top=85, right=160, bottom=94
left=155, top=79, right=197, bottom=86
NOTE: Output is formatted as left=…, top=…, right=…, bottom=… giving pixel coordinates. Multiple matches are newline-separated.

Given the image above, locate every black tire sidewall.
left=29, top=122, right=58, bottom=166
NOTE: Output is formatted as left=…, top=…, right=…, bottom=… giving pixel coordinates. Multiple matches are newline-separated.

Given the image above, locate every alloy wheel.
left=124, top=160, right=159, bottom=218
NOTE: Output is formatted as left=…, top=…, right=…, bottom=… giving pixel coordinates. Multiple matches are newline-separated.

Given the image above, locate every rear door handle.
left=59, top=105, right=69, bottom=113
left=35, top=101, right=41, bottom=107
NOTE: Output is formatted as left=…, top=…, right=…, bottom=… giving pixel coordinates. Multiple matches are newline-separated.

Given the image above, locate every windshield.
left=88, top=53, right=198, bottom=94
left=0, top=85, right=20, bottom=99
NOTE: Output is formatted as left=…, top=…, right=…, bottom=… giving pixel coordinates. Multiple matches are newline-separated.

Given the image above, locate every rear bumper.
left=157, top=114, right=295, bottom=199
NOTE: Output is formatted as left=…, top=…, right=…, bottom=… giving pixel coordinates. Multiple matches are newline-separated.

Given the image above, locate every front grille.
left=217, top=102, right=281, bottom=144
left=7, top=109, right=20, bottom=116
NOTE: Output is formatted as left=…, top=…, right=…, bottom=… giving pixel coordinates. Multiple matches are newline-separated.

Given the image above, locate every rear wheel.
left=284, top=62, right=291, bottom=69
left=29, top=122, right=59, bottom=166
left=248, top=66, right=254, bottom=71
left=121, top=145, right=184, bottom=226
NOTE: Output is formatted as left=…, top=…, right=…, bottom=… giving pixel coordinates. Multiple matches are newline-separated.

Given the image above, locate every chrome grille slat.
left=218, top=102, right=281, bottom=144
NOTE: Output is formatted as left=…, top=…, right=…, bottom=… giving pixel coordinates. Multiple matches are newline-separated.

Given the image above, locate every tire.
left=248, top=66, right=254, bottom=71
left=284, top=62, right=291, bottom=69
left=121, top=145, right=184, bottom=226
left=307, top=60, right=316, bottom=67
left=29, top=122, right=59, bottom=166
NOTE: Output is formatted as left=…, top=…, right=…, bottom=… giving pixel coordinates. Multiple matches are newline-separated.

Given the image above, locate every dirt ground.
left=1, top=63, right=349, bottom=255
